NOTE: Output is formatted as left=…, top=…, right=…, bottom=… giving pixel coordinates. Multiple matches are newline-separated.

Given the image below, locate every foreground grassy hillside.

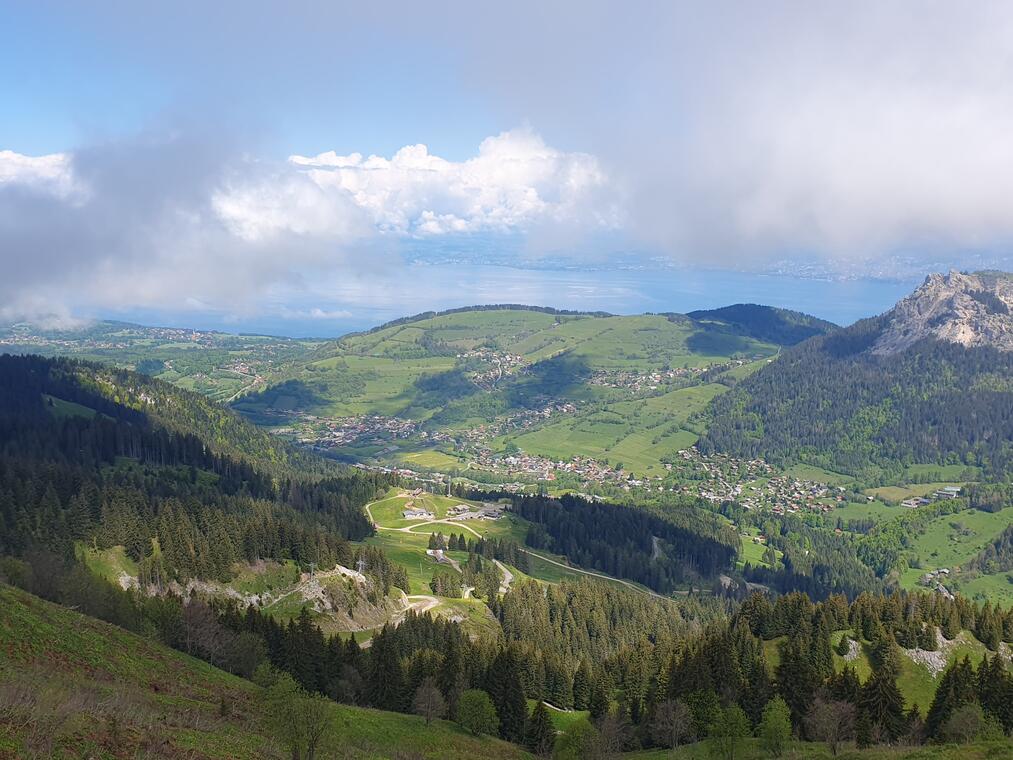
left=627, top=738, right=1012, bottom=760
left=0, top=584, right=529, bottom=759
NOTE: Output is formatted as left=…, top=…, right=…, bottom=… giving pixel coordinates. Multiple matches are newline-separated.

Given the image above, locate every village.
left=453, top=401, right=580, bottom=444
left=0, top=324, right=224, bottom=351
left=271, top=412, right=420, bottom=450
left=458, top=349, right=527, bottom=388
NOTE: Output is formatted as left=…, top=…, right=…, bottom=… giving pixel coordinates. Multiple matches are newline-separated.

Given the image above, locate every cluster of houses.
left=281, top=413, right=419, bottom=450
left=900, top=485, right=962, bottom=509
left=402, top=506, right=435, bottom=520
left=402, top=500, right=506, bottom=522
left=446, top=502, right=505, bottom=520
left=668, top=448, right=860, bottom=515
left=0, top=323, right=233, bottom=352
left=471, top=449, right=635, bottom=486
left=458, top=349, right=527, bottom=388
left=587, top=360, right=752, bottom=395
left=457, top=402, right=579, bottom=444
left=918, top=568, right=955, bottom=599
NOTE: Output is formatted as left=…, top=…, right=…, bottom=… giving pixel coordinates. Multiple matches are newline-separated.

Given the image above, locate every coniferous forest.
left=1, top=353, right=1012, bottom=758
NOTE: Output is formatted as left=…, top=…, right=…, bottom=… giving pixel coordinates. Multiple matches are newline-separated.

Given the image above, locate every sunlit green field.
left=901, top=506, right=1013, bottom=576
left=499, top=383, right=727, bottom=474
left=830, top=499, right=900, bottom=524
left=236, top=307, right=779, bottom=433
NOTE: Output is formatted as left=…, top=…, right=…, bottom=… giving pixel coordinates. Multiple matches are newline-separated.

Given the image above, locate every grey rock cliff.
left=872, top=270, right=1013, bottom=355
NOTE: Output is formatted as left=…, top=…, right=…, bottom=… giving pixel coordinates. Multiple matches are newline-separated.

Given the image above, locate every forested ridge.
left=466, top=488, right=740, bottom=593
left=686, top=303, right=838, bottom=346
left=0, top=353, right=337, bottom=476
left=700, top=320, right=1013, bottom=479
left=0, top=354, right=394, bottom=582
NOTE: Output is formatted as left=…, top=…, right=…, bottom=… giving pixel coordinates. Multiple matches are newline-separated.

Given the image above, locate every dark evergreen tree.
left=525, top=701, right=556, bottom=756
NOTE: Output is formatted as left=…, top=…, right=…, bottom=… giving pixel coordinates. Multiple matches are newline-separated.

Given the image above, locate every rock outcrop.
left=872, top=270, right=1013, bottom=355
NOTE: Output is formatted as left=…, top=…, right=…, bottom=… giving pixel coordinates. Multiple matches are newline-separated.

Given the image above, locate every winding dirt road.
left=362, top=499, right=682, bottom=601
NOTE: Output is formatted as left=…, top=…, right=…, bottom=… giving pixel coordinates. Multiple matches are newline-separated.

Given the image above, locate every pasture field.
left=957, top=571, right=1013, bottom=605
left=235, top=307, right=779, bottom=437
left=227, top=559, right=301, bottom=595
left=365, top=532, right=444, bottom=594
left=398, top=448, right=465, bottom=469
left=43, top=393, right=99, bottom=419
left=736, top=530, right=780, bottom=569
left=499, top=383, right=727, bottom=474
left=782, top=463, right=855, bottom=485
left=830, top=499, right=900, bottom=524
left=903, top=463, right=982, bottom=481
left=902, top=506, right=1013, bottom=575
left=525, top=700, right=590, bottom=733
left=77, top=543, right=138, bottom=583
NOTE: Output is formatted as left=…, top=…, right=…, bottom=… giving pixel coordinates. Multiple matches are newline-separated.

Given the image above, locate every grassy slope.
left=236, top=309, right=778, bottom=422
left=897, top=507, right=1013, bottom=593
left=764, top=629, right=991, bottom=713
left=0, top=584, right=528, bottom=760
left=626, top=738, right=1010, bottom=759
left=502, top=382, right=726, bottom=475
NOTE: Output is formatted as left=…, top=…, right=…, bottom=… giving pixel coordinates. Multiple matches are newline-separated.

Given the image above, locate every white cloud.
left=276, top=306, right=354, bottom=320
left=0, top=150, right=83, bottom=201
left=277, top=128, right=615, bottom=237
left=0, top=128, right=616, bottom=321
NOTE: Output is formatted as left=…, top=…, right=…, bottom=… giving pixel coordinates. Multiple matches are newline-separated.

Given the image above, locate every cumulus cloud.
left=0, top=151, right=83, bottom=201
left=0, top=129, right=614, bottom=320
left=217, top=128, right=614, bottom=239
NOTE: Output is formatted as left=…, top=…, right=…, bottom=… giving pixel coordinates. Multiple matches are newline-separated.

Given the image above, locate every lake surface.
left=114, top=263, right=918, bottom=338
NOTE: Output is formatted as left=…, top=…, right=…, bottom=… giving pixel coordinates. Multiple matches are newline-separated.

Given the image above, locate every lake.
left=113, top=262, right=918, bottom=338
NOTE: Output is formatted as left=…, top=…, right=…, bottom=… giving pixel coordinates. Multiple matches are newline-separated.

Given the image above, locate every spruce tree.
left=486, top=647, right=527, bottom=743
left=572, top=660, right=592, bottom=711
left=367, top=626, right=406, bottom=712
left=860, top=670, right=905, bottom=741
left=834, top=634, right=851, bottom=657
left=525, top=701, right=556, bottom=756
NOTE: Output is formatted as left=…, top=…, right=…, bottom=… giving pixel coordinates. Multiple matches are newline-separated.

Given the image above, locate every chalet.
left=402, top=508, right=435, bottom=520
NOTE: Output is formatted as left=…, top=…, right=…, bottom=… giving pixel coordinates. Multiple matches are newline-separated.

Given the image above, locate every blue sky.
left=3, top=2, right=1013, bottom=331
left=1, top=3, right=503, bottom=159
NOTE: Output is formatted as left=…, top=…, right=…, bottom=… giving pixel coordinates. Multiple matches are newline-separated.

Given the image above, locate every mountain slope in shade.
left=872, top=270, right=1013, bottom=355
left=687, top=303, right=838, bottom=346
left=699, top=272, right=1013, bottom=479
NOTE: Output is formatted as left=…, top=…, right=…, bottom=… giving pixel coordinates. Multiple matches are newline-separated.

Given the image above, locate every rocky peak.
left=871, top=270, right=1013, bottom=355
